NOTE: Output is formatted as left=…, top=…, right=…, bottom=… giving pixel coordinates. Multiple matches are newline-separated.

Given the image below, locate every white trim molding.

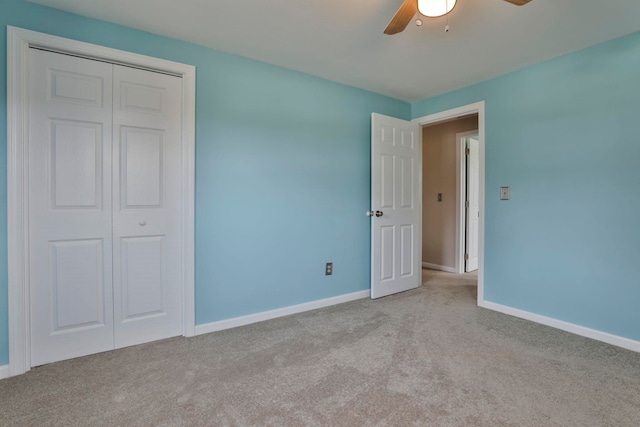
left=196, top=290, right=371, bottom=336
left=480, top=301, right=640, bottom=353
left=6, top=26, right=196, bottom=377
left=455, top=130, right=479, bottom=275
left=0, top=365, right=9, bottom=380
left=422, top=262, right=457, bottom=274
left=413, top=101, right=486, bottom=305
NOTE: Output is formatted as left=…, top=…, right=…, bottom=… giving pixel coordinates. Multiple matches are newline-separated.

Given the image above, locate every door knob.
left=366, top=210, right=375, bottom=217
left=375, top=210, right=383, bottom=217
left=139, top=220, right=147, bottom=226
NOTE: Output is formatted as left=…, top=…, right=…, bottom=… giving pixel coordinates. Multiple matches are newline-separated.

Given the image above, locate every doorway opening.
left=421, top=116, right=478, bottom=274
left=414, top=102, right=486, bottom=304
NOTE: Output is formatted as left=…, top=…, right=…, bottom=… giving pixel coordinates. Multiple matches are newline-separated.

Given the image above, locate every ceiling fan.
left=384, top=0, right=533, bottom=35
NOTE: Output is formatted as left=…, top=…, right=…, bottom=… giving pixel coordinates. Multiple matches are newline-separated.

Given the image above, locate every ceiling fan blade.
left=503, top=0, right=533, bottom=5
left=384, top=0, right=418, bottom=35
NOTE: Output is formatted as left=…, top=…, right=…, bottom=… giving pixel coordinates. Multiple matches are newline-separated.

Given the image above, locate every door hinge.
left=465, top=148, right=470, bottom=156
left=464, top=253, right=469, bottom=260
left=465, top=200, right=469, bottom=208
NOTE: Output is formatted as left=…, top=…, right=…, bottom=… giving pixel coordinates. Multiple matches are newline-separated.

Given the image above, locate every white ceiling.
left=28, top=0, right=640, bottom=102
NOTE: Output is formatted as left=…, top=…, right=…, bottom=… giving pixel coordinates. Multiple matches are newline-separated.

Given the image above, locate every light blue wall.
left=0, top=0, right=411, bottom=365
left=3, top=0, right=638, bottom=369
left=413, top=31, right=640, bottom=342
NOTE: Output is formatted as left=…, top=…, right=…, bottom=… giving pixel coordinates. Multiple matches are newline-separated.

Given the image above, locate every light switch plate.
left=500, top=187, right=510, bottom=200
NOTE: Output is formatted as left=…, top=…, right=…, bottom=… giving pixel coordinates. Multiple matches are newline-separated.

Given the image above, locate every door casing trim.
left=7, top=26, right=196, bottom=376
left=456, top=129, right=479, bottom=274
left=413, top=101, right=485, bottom=305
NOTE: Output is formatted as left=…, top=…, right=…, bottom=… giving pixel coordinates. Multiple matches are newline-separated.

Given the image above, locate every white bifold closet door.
left=28, top=49, right=183, bottom=367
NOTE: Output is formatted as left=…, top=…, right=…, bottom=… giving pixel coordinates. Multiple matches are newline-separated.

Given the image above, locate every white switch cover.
left=500, top=187, right=510, bottom=200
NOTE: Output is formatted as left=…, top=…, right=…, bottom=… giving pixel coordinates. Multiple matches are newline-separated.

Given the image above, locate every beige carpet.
left=1, top=269, right=639, bottom=426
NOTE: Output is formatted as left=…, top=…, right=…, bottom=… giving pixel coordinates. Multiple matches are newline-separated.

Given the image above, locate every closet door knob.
left=139, top=220, right=147, bottom=226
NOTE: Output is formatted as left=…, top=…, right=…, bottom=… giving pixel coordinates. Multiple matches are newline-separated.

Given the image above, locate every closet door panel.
left=28, top=49, right=184, bottom=366
left=112, top=65, right=183, bottom=348
left=29, top=49, right=114, bottom=366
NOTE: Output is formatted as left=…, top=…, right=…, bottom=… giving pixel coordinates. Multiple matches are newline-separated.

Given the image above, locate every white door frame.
left=456, top=130, right=479, bottom=274
left=413, top=101, right=485, bottom=304
left=6, top=26, right=196, bottom=377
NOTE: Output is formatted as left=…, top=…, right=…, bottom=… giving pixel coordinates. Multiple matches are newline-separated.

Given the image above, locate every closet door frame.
left=7, top=26, right=196, bottom=377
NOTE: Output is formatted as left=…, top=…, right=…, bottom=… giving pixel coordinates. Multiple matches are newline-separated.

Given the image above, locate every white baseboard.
left=195, top=290, right=371, bottom=336
left=422, top=262, right=457, bottom=274
left=0, top=365, right=9, bottom=380
left=480, top=300, right=640, bottom=353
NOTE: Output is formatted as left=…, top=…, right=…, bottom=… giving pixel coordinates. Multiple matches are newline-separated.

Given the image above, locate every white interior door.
left=112, top=65, right=183, bottom=348
left=370, top=113, right=421, bottom=299
left=29, top=49, right=115, bottom=366
left=465, top=137, right=480, bottom=272
left=28, top=49, right=183, bottom=366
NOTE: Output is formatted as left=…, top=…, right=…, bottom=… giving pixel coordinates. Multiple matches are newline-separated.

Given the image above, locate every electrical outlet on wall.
left=325, top=262, right=333, bottom=275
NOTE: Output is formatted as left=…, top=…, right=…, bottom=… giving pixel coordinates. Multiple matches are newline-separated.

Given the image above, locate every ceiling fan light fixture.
left=417, top=0, right=457, bottom=18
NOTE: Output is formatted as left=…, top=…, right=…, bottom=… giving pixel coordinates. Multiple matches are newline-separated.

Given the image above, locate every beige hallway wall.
left=422, top=116, right=478, bottom=269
